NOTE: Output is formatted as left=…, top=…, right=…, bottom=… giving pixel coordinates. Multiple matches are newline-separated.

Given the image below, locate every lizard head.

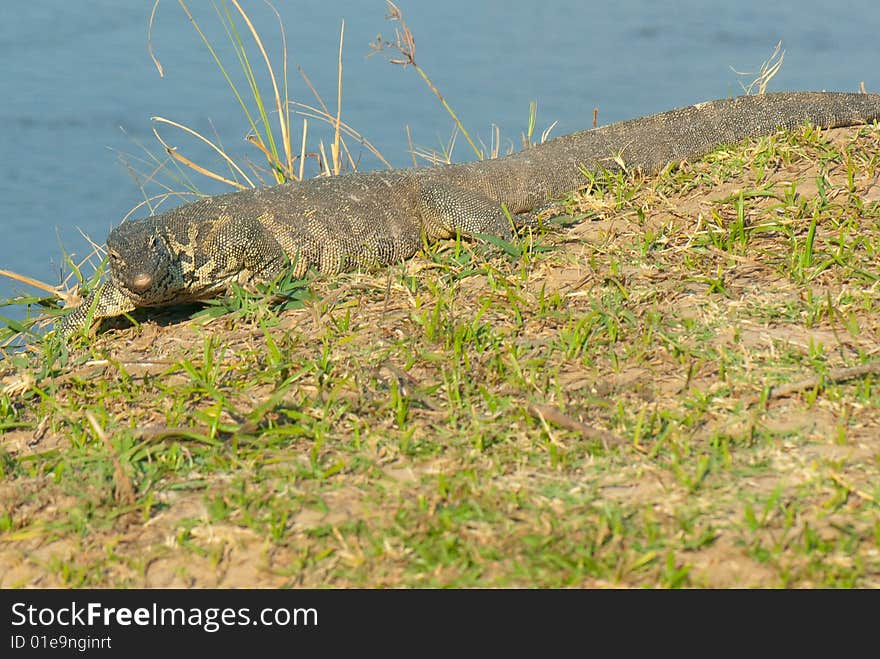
left=105, top=220, right=185, bottom=306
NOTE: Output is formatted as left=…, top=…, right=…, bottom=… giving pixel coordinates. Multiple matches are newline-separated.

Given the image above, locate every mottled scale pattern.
left=60, top=92, right=880, bottom=337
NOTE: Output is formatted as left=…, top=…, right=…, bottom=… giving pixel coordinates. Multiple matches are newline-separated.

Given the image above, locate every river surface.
left=2, top=0, right=878, bottom=317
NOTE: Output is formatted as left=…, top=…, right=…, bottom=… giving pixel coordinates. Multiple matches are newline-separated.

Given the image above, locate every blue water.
left=2, top=0, right=879, bottom=314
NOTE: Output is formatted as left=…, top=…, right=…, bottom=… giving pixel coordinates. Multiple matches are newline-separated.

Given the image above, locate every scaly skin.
left=59, top=91, right=880, bottom=337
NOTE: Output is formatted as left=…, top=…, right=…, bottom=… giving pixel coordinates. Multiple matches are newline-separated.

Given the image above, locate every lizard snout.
left=128, top=273, right=154, bottom=293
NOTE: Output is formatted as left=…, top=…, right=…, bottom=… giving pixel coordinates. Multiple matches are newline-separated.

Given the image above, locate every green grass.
left=2, top=122, right=880, bottom=587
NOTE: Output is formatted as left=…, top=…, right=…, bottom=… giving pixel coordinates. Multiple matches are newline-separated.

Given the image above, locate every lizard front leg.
left=58, top=280, right=136, bottom=339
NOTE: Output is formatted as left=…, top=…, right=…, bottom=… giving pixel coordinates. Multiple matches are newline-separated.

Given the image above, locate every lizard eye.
left=107, top=249, right=121, bottom=262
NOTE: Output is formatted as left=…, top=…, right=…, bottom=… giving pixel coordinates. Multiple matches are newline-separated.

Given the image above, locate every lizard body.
left=59, top=91, right=880, bottom=336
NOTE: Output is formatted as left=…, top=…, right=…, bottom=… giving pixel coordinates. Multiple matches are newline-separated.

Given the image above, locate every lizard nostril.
left=130, top=273, right=153, bottom=292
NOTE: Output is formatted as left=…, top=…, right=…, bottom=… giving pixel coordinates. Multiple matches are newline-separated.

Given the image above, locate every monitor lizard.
left=58, top=91, right=880, bottom=337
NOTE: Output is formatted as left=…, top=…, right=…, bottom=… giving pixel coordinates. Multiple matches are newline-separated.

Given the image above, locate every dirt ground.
left=2, top=125, right=880, bottom=587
